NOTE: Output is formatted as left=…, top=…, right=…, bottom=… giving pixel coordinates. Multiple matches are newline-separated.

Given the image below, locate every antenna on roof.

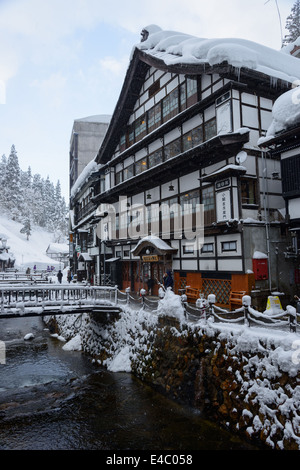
left=265, top=0, right=284, bottom=45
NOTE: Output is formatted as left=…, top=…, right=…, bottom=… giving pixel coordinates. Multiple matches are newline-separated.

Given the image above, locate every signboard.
left=216, top=189, right=231, bottom=222
left=142, top=255, right=159, bottom=262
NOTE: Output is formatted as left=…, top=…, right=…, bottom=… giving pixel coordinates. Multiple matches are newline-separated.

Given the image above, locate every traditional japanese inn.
left=69, top=25, right=300, bottom=308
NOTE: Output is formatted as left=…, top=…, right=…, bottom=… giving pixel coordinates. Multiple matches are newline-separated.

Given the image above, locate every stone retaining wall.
left=47, top=307, right=300, bottom=450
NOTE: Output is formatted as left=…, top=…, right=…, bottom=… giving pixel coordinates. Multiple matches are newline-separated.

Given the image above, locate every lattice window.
left=202, top=278, right=231, bottom=306
left=179, top=277, right=187, bottom=290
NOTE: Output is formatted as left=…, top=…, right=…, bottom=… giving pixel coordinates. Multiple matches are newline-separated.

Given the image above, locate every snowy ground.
left=0, top=215, right=61, bottom=271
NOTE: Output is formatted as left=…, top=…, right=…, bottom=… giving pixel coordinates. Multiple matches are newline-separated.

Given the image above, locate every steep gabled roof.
left=96, top=25, right=300, bottom=166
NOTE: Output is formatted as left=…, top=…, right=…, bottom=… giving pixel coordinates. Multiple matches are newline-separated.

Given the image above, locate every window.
left=241, top=179, right=257, bottom=205
left=281, top=155, right=300, bottom=197
left=123, top=250, right=130, bottom=257
left=204, top=118, right=217, bottom=140
left=202, top=186, right=215, bottom=226
left=149, top=79, right=160, bottom=98
left=115, top=171, right=123, bottom=185
left=164, top=138, right=181, bottom=161
left=201, top=243, right=214, bottom=253
left=183, top=244, right=195, bottom=254
left=180, top=190, right=200, bottom=214
left=148, top=148, right=163, bottom=167
left=162, top=88, right=179, bottom=122
left=221, top=241, right=237, bottom=252
left=136, top=158, right=148, bottom=175
left=127, top=124, right=134, bottom=147
left=147, top=103, right=161, bottom=133
left=180, top=82, right=187, bottom=111
left=182, top=126, right=204, bottom=152
left=186, top=77, right=198, bottom=106
left=124, top=164, right=134, bottom=181
left=134, top=115, right=146, bottom=141
left=119, top=133, right=126, bottom=152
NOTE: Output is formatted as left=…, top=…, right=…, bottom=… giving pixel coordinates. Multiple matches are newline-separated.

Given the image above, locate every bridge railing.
left=0, top=284, right=118, bottom=312
left=1, top=283, right=299, bottom=335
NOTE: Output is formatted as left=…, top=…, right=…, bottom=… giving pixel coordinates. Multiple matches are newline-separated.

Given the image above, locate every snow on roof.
left=258, top=86, right=300, bottom=144
left=281, top=36, right=300, bottom=57
left=46, top=243, right=69, bottom=254
left=70, top=156, right=101, bottom=198
left=132, top=235, right=177, bottom=255
left=136, top=25, right=300, bottom=84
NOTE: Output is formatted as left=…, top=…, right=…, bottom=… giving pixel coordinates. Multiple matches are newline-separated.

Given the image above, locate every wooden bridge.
left=0, top=284, right=122, bottom=319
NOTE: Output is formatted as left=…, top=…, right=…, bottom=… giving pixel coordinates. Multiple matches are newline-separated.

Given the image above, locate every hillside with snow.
left=0, top=215, right=62, bottom=271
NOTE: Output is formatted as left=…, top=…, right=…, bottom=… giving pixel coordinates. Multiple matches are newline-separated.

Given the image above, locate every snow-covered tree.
left=0, top=154, right=7, bottom=207
left=5, top=145, right=22, bottom=219
left=20, top=217, right=31, bottom=240
left=283, top=0, right=300, bottom=45
left=0, top=144, right=68, bottom=239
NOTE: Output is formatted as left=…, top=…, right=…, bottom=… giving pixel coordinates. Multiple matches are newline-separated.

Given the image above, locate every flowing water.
left=0, top=316, right=256, bottom=451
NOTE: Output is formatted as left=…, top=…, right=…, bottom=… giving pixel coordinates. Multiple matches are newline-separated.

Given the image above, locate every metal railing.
left=182, top=293, right=299, bottom=333
left=0, top=282, right=299, bottom=334
left=0, top=284, right=118, bottom=316
left=116, top=288, right=300, bottom=334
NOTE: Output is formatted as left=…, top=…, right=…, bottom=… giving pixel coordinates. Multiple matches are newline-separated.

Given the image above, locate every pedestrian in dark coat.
left=163, top=270, right=173, bottom=290
left=57, top=270, right=63, bottom=283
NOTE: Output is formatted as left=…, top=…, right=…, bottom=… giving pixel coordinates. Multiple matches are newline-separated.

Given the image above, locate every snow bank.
left=62, top=334, right=82, bottom=351
left=108, top=346, right=131, bottom=372
left=157, top=288, right=185, bottom=322
left=137, top=25, right=300, bottom=84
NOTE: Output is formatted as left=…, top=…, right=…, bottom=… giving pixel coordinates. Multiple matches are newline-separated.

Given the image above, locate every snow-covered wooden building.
left=259, top=86, right=300, bottom=292
left=89, top=25, right=300, bottom=305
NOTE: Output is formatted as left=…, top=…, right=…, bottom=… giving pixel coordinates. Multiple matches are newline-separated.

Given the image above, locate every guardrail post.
left=181, top=294, right=187, bottom=318
left=287, top=305, right=297, bottom=333
left=114, top=285, right=118, bottom=305
left=140, top=288, right=146, bottom=309
left=242, top=295, right=251, bottom=327
left=125, top=287, right=130, bottom=304
left=206, top=294, right=216, bottom=320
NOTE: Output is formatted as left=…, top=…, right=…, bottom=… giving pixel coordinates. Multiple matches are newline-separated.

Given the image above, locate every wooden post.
left=242, top=295, right=251, bottom=327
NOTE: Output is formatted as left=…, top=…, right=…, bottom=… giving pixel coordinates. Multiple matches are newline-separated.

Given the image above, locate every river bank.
left=0, top=315, right=255, bottom=450
left=45, top=289, right=300, bottom=450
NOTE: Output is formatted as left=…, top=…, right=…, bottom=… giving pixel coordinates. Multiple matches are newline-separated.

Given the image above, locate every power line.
left=265, top=0, right=284, bottom=44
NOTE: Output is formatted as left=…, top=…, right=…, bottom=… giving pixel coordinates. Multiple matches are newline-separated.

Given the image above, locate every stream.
left=0, top=316, right=257, bottom=451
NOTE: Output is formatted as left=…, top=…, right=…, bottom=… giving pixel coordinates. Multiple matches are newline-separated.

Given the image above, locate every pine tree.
left=20, top=217, right=31, bottom=240
left=0, top=144, right=68, bottom=239
left=5, top=145, right=22, bottom=219
left=283, top=0, right=300, bottom=45
left=0, top=155, right=7, bottom=207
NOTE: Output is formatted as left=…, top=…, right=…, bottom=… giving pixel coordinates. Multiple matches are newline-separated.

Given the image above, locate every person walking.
left=57, top=270, right=63, bottom=284
left=163, top=270, right=173, bottom=290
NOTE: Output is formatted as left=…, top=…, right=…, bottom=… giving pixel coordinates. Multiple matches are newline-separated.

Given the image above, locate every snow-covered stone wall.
left=45, top=291, right=300, bottom=450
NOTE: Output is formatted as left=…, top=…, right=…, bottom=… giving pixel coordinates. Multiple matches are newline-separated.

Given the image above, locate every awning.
left=201, top=164, right=247, bottom=182
left=105, top=257, right=120, bottom=263
left=131, top=235, right=177, bottom=256
left=78, top=252, right=93, bottom=261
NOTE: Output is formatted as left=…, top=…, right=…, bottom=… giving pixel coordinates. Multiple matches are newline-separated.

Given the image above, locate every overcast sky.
left=0, top=0, right=296, bottom=200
